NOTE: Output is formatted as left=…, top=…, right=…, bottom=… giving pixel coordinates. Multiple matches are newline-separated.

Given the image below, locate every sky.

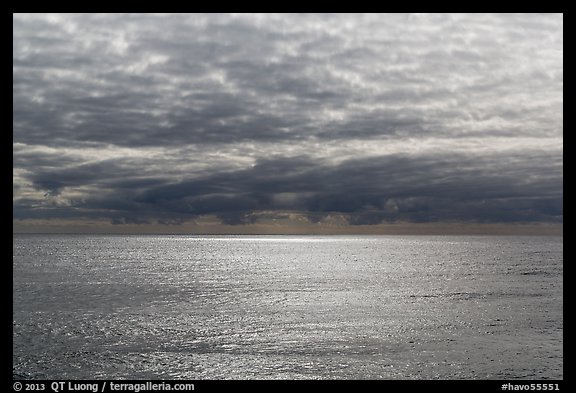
left=13, top=13, right=563, bottom=234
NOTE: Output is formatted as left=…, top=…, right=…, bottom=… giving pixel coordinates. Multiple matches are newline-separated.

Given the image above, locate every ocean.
left=12, top=235, right=563, bottom=380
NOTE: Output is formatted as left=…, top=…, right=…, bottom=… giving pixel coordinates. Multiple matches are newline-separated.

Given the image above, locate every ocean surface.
left=13, top=235, right=563, bottom=380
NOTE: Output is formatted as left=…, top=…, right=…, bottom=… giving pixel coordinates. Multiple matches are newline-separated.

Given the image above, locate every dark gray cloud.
left=13, top=13, right=563, bottom=229
left=14, top=150, right=563, bottom=225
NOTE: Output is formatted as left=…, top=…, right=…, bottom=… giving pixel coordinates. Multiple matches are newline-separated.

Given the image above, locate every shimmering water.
left=13, top=235, right=562, bottom=380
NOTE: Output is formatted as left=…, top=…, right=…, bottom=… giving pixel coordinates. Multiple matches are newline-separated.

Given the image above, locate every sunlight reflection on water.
left=13, top=235, right=563, bottom=380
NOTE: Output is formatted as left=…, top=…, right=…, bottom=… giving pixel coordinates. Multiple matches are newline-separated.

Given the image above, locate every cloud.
left=14, top=150, right=562, bottom=225
left=13, top=14, right=563, bottom=230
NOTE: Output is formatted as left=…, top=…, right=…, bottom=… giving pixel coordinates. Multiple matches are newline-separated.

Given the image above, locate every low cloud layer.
left=13, top=13, right=563, bottom=231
